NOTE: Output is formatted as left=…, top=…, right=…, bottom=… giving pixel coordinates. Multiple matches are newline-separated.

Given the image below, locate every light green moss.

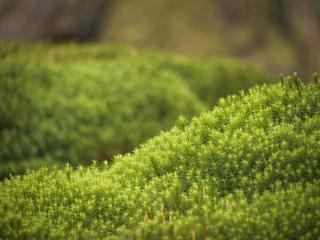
left=0, top=77, right=319, bottom=239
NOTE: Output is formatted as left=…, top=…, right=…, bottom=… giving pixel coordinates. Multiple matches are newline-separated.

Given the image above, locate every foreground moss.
left=0, top=77, right=319, bottom=239
left=0, top=42, right=272, bottom=176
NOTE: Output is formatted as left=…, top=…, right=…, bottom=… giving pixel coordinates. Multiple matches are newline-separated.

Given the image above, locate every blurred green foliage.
left=0, top=42, right=272, bottom=177
left=160, top=58, right=272, bottom=105
left=0, top=77, right=319, bottom=239
left=0, top=43, right=203, bottom=175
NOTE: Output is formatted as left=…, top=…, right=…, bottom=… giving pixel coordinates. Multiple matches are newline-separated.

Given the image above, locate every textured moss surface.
left=1, top=77, right=319, bottom=239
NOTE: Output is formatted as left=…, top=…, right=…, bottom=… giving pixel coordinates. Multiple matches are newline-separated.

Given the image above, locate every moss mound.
left=0, top=42, right=272, bottom=177
left=0, top=46, right=203, bottom=177
left=0, top=42, right=273, bottom=107
left=155, top=57, right=273, bottom=106
left=0, top=76, right=319, bottom=239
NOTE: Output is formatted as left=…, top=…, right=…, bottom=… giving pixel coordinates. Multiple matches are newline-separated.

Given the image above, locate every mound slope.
left=0, top=77, right=319, bottom=239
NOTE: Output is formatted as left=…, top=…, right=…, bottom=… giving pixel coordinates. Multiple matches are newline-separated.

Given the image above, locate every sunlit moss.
left=0, top=76, right=319, bottom=239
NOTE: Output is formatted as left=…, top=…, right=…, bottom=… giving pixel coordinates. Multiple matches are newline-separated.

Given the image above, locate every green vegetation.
left=0, top=42, right=272, bottom=177
left=1, top=77, right=319, bottom=239
left=159, top=58, right=272, bottom=105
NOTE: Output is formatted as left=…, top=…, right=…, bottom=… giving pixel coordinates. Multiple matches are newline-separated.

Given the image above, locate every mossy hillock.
left=0, top=42, right=272, bottom=177
left=0, top=76, right=319, bottom=239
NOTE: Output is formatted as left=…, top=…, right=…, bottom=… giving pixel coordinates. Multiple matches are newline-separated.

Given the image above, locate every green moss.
left=0, top=77, right=319, bottom=239
left=0, top=42, right=272, bottom=177
left=157, top=57, right=273, bottom=106
left=0, top=47, right=204, bottom=176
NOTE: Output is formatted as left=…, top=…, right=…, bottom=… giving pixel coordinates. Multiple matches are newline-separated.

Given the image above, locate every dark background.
left=0, top=0, right=319, bottom=75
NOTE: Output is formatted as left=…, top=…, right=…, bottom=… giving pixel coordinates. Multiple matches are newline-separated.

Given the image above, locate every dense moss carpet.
left=1, top=76, right=319, bottom=239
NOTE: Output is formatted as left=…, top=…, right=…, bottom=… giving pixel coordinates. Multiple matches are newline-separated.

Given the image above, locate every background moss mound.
left=0, top=47, right=203, bottom=177
left=158, top=57, right=273, bottom=106
left=0, top=42, right=272, bottom=177
left=1, top=78, right=319, bottom=239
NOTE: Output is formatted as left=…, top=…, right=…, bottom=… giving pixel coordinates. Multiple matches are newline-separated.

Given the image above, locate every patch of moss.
left=0, top=42, right=272, bottom=177
left=0, top=76, right=319, bottom=239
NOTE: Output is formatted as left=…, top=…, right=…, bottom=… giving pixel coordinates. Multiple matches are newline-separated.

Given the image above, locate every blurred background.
left=0, top=0, right=319, bottom=75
